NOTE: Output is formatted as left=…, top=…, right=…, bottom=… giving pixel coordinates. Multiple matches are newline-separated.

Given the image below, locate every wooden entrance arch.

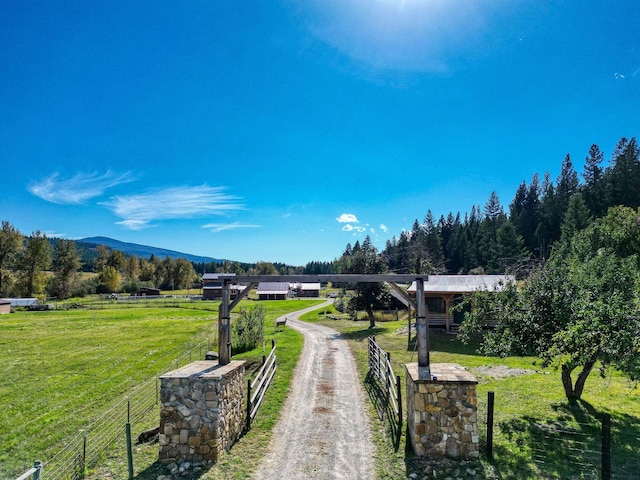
left=214, top=274, right=431, bottom=373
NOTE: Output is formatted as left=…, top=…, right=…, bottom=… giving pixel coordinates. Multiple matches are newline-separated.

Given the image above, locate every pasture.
left=0, top=298, right=319, bottom=479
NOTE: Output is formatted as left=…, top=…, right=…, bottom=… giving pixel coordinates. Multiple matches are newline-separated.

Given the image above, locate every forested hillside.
left=338, top=137, right=640, bottom=278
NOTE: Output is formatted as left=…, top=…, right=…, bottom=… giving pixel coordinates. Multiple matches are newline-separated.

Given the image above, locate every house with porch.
left=406, top=275, right=514, bottom=331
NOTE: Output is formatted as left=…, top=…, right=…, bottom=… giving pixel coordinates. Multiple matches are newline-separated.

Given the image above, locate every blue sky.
left=1, top=1, right=639, bottom=265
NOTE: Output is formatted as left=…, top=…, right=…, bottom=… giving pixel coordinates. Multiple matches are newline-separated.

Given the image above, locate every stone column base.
left=159, top=360, right=245, bottom=464
left=406, top=363, right=479, bottom=459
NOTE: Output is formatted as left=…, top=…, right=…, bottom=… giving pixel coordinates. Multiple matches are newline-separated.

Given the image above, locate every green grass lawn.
left=0, top=299, right=321, bottom=479
left=301, top=307, right=640, bottom=480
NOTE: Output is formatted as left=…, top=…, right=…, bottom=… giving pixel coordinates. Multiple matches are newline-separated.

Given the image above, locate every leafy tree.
left=337, top=235, right=388, bottom=328
left=50, top=239, right=82, bottom=299
left=172, top=257, right=197, bottom=289
left=124, top=255, right=140, bottom=282
left=100, top=266, right=121, bottom=293
left=16, top=231, right=51, bottom=297
left=459, top=206, right=640, bottom=402
left=0, top=221, right=22, bottom=295
left=252, top=261, right=278, bottom=275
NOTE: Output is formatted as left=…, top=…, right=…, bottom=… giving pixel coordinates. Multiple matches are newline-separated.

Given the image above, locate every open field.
left=301, top=307, right=640, bottom=479
left=0, top=298, right=320, bottom=479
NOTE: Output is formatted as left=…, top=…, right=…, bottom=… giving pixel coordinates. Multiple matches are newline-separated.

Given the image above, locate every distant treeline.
left=1, top=136, right=638, bottom=297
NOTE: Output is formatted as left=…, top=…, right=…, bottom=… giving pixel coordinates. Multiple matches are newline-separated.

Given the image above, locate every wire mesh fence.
left=26, top=341, right=210, bottom=480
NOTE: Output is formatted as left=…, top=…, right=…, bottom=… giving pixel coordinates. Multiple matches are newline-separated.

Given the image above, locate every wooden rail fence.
left=367, top=336, right=402, bottom=447
left=246, top=340, right=277, bottom=431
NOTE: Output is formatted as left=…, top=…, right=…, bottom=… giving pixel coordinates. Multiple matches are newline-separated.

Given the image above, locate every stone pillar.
left=159, top=360, right=246, bottom=464
left=406, top=363, right=479, bottom=459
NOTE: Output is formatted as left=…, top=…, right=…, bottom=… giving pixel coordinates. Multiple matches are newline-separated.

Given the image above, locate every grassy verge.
left=300, top=306, right=640, bottom=480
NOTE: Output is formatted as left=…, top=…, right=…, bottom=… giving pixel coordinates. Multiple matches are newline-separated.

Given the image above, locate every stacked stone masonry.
left=406, top=363, right=480, bottom=459
left=159, top=360, right=246, bottom=464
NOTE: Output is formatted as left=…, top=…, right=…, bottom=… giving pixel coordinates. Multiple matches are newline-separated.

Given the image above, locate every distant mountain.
left=78, top=236, right=223, bottom=264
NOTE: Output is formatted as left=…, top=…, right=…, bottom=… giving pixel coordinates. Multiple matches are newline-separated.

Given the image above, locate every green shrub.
left=232, top=305, right=265, bottom=354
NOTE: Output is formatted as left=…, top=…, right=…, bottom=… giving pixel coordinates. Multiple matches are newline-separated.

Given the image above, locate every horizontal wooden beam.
left=215, top=274, right=425, bottom=284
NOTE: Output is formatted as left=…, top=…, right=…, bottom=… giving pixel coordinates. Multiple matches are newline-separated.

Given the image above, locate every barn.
left=256, top=282, right=290, bottom=300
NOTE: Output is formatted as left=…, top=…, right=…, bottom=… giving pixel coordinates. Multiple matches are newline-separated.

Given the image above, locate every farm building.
left=135, top=287, right=161, bottom=296
left=295, top=282, right=321, bottom=297
left=5, top=298, right=40, bottom=308
left=406, top=275, right=514, bottom=331
left=257, top=282, right=290, bottom=300
left=201, top=273, right=246, bottom=300
left=0, top=299, right=10, bottom=314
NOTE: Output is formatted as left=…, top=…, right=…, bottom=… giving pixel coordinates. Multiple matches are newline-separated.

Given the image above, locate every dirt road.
left=254, top=301, right=375, bottom=480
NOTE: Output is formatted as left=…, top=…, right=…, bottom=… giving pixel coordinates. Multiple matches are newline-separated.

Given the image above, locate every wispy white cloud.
left=337, top=213, right=358, bottom=223
left=102, top=185, right=243, bottom=230
left=380, top=224, right=389, bottom=233
left=28, top=170, right=135, bottom=204
left=614, top=72, right=625, bottom=80
left=202, top=222, right=261, bottom=233
left=342, top=224, right=366, bottom=233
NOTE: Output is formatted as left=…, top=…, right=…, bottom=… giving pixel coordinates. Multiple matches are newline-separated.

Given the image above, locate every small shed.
left=407, top=275, right=514, bottom=330
left=0, top=299, right=11, bottom=315
left=137, top=287, right=161, bottom=296
left=257, top=282, right=290, bottom=300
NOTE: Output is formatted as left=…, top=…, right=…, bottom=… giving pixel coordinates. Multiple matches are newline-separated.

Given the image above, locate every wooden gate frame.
left=215, top=274, right=431, bottom=373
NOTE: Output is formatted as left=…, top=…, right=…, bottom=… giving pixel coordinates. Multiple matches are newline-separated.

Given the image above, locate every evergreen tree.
left=605, top=137, right=640, bottom=208
left=581, top=144, right=606, bottom=217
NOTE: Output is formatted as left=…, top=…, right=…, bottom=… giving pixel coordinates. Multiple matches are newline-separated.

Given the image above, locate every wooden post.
left=415, top=278, right=430, bottom=371
left=602, top=413, right=611, bottom=480
left=246, top=379, right=252, bottom=432
left=126, top=397, right=134, bottom=480
left=487, top=391, right=495, bottom=460
left=396, top=374, right=402, bottom=434
left=219, top=281, right=231, bottom=365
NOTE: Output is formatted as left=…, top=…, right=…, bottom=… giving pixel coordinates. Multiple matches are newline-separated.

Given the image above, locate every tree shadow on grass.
left=494, top=402, right=602, bottom=479
left=332, top=327, right=387, bottom=342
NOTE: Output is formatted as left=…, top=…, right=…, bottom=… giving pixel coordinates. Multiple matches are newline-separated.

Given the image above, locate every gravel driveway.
left=254, top=301, right=375, bottom=480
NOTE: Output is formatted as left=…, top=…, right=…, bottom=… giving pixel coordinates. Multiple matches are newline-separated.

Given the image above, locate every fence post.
left=486, top=391, right=495, bottom=460
left=396, top=374, right=402, bottom=433
left=602, top=413, right=611, bottom=480
left=33, top=461, right=42, bottom=480
left=246, top=379, right=252, bottom=432
left=82, top=428, right=87, bottom=477
left=126, top=397, right=134, bottom=480
left=386, top=352, right=391, bottom=393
